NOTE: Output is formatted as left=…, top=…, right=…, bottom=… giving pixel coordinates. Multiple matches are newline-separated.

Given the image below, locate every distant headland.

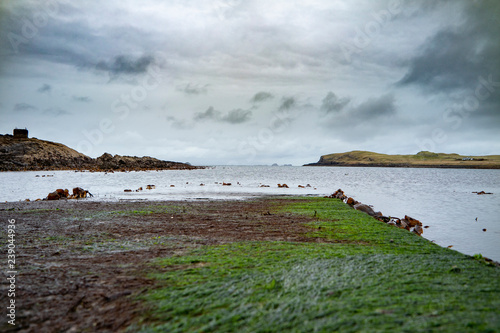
left=305, top=150, right=500, bottom=169
left=0, top=128, right=199, bottom=172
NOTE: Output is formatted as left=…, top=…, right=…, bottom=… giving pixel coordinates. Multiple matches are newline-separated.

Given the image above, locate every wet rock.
left=56, top=189, right=69, bottom=198
left=47, top=192, right=60, bottom=200
left=402, top=215, right=422, bottom=228
left=346, top=197, right=356, bottom=206
left=412, top=224, right=423, bottom=236
left=375, top=216, right=391, bottom=223
left=353, top=203, right=379, bottom=217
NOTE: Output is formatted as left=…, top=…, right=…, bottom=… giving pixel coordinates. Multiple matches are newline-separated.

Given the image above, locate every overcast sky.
left=1, top=0, right=499, bottom=165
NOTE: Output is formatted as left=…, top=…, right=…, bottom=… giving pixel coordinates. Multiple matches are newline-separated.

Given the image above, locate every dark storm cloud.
left=194, top=106, right=252, bottom=124
left=0, top=3, right=159, bottom=78
left=72, top=96, right=91, bottom=103
left=37, top=83, right=51, bottom=94
left=178, top=83, right=209, bottom=95
left=320, top=92, right=350, bottom=113
left=250, top=92, right=274, bottom=103
left=13, top=103, right=37, bottom=112
left=398, top=1, right=500, bottom=93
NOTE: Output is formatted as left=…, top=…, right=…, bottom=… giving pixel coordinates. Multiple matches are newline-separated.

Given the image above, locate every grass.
left=131, top=197, right=500, bottom=332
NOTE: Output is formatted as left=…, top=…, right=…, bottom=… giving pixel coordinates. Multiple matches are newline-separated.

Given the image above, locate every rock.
left=146, top=185, right=156, bottom=190
left=56, top=189, right=68, bottom=198
left=353, top=203, right=378, bottom=217
left=72, top=187, right=92, bottom=198
left=403, top=215, right=422, bottom=228
left=412, top=224, right=423, bottom=236
left=346, top=197, right=356, bottom=205
left=375, top=216, right=391, bottom=223
left=47, top=192, right=60, bottom=200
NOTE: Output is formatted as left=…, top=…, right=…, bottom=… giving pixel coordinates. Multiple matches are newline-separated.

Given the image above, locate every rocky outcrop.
left=95, top=153, right=196, bottom=171
left=325, top=189, right=424, bottom=236
left=0, top=134, right=199, bottom=171
left=0, top=134, right=94, bottom=171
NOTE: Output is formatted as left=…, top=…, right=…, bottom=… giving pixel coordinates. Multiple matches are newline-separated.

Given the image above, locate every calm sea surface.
left=1, top=166, right=499, bottom=261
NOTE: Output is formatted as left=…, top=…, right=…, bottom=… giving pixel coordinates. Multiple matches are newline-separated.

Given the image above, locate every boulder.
left=353, top=203, right=379, bottom=217
left=73, top=187, right=92, bottom=198
left=412, top=224, right=423, bottom=236
left=346, top=197, right=356, bottom=206
left=403, top=215, right=422, bottom=228
left=47, top=192, right=60, bottom=200
left=56, top=189, right=67, bottom=197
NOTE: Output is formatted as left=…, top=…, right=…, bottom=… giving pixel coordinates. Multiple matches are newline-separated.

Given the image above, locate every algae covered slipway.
left=1, top=197, right=498, bottom=332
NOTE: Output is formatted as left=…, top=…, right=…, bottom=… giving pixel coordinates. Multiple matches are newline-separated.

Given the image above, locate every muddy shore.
left=0, top=198, right=322, bottom=332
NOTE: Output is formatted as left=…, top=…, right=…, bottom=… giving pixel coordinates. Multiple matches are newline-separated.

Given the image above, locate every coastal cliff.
left=0, top=134, right=197, bottom=171
left=305, top=150, right=500, bottom=169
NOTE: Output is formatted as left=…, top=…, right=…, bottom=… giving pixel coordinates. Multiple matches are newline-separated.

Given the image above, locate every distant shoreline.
left=305, top=150, right=500, bottom=170
left=304, top=163, right=500, bottom=169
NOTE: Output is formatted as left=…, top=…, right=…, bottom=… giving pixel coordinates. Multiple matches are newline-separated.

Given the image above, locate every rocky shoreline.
left=0, top=134, right=200, bottom=172
left=325, top=188, right=425, bottom=236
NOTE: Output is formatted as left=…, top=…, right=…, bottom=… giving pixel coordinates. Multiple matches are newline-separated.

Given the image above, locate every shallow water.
left=1, top=166, right=499, bottom=261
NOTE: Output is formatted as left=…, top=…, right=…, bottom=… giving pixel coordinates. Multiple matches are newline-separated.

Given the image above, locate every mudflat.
left=1, top=197, right=499, bottom=332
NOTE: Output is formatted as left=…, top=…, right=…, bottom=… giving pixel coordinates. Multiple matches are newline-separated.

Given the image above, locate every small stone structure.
left=13, top=128, right=28, bottom=139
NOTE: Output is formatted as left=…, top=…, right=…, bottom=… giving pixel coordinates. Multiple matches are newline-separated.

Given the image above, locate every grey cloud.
left=0, top=4, right=159, bottom=77
left=349, top=93, right=396, bottom=119
left=95, top=55, right=155, bottom=78
left=37, top=84, right=51, bottom=94
left=72, top=96, right=91, bottom=103
left=221, top=109, right=252, bottom=124
left=178, top=83, right=209, bottom=95
left=251, top=91, right=274, bottom=103
left=321, top=92, right=350, bottom=113
left=194, top=106, right=220, bottom=122
left=43, top=107, right=71, bottom=117
left=14, top=103, right=37, bottom=112
left=194, top=106, right=252, bottom=124
left=398, top=1, right=500, bottom=93
left=279, top=97, right=296, bottom=111
left=166, top=116, right=190, bottom=129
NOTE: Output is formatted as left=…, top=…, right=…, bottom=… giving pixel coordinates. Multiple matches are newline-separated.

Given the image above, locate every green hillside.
left=305, top=151, right=500, bottom=169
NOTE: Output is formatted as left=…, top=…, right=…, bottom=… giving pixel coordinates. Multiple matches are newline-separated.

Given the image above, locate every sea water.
left=1, top=166, right=499, bottom=261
